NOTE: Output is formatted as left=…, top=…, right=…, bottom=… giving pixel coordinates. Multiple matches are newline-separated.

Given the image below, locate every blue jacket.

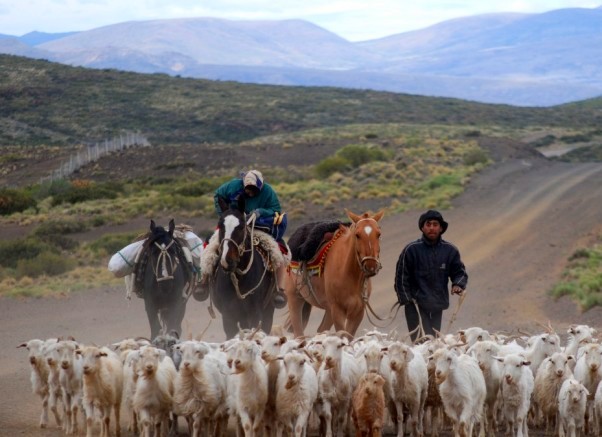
left=394, top=235, right=468, bottom=311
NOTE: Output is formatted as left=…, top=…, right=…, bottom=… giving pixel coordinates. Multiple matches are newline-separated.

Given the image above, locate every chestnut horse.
left=284, top=209, right=384, bottom=338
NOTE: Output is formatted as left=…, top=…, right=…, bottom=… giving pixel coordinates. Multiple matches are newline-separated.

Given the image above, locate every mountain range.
left=2, top=6, right=602, bottom=106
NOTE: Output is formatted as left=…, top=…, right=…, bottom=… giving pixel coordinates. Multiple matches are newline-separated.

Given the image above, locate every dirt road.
left=2, top=156, right=602, bottom=436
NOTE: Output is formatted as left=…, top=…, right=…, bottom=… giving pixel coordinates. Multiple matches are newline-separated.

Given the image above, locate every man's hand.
left=451, top=285, right=465, bottom=296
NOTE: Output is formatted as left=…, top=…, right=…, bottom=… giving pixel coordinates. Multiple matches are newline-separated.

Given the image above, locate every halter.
left=152, top=240, right=178, bottom=282
left=354, top=217, right=382, bottom=276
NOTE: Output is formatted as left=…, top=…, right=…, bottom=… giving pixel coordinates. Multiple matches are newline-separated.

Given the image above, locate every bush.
left=315, top=155, right=350, bottom=178
left=0, top=238, right=52, bottom=268
left=89, top=232, right=140, bottom=256
left=338, top=144, right=388, bottom=167
left=16, top=252, right=75, bottom=278
left=0, top=188, right=37, bottom=215
left=33, top=219, right=89, bottom=236
left=463, top=148, right=489, bottom=166
left=50, top=180, right=120, bottom=206
left=174, top=178, right=221, bottom=197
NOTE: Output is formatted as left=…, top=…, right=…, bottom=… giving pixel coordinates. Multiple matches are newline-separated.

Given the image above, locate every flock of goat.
left=17, top=323, right=602, bottom=437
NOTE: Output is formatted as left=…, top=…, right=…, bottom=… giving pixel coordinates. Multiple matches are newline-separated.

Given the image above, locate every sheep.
left=132, top=345, right=177, bottom=437
left=230, top=339, right=269, bottom=437
left=467, top=340, right=503, bottom=436
left=495, top=353, right=534, bottom=437
left=558, top=378, right=589, bottom=437
left=387, top=341, right=428, bottom=437
left=432, top=347, right=486, bottom=437
left=572, top=342, right=602, bottom=435
left=152, top=330, right=182, bottom=371
left=173, top=340, right=229, bottom=437
left=275, top=350, right=319, bottom=436
left=532, top=351, right=574, bottom=432
left=351, top=372, right=386, bottom=437
left=17, top=338, right=54, bottom=428
left=56, top=339, right=84, bottom=436
left=77, top=345, right=123, bottom=437
left=317, top=333, right=361, bottom=437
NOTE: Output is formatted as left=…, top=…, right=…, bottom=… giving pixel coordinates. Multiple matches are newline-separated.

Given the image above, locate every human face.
left=244, top=186, right=259, bottom=198
left=422, top=219, right=442, bottom=241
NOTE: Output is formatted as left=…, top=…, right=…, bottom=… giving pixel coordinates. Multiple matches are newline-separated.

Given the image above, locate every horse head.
left=147, top=219, right=178, bottom=283
left=217, top=196, right=249, bottom=272
left=346, top=209, right=384, bottom=277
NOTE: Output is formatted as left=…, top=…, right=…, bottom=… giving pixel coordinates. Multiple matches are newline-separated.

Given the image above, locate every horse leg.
left=144, top=298, right=162, bottom=339
left=316, top=308, right=333, bottom=333
left=343, top=305, right=365, bottom=337
left=222, top=316, right=239, bottom=340
left=287, top=293, right=308, bottom=338
left=301, top=301, right=313, bottom=331
left=165, top=298, right=187, bottom=338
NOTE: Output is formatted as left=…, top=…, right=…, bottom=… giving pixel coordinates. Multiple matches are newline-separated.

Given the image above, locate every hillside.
left=2, top=54, right=602, bottom=151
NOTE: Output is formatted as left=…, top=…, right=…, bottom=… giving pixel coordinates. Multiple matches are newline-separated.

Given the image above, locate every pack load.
left=108, top=224, right=204, bottom=299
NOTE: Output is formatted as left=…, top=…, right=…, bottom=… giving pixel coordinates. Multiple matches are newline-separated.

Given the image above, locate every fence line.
left=40, top=132, right=150, bottom=184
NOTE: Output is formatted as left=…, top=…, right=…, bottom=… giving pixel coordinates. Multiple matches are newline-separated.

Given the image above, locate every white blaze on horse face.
left=221, top=215, right=241, bottom=268
left=364, top=225, right=373, bottom=236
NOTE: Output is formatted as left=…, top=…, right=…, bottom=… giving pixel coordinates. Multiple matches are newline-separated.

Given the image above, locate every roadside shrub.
left=0, top=238, right=53, bottom=268
left=175, top=177, right=221, bottom=197
left=51, top=180, right=120, bottom=206
left=16, top=252, right=75, bottom=278
left=338, top=144, right=388, bottom=167
left=421, top=173, right=462, bottom=190
left=463, top=148, right=489, bottom=166
left=33, top=219, right=89, bottom=236
left=89, top=231, right=140, bottom=256
left=315, top=155, right=349, bottom=178
left=33, top=179, right=72, bottom=201
left=0, top=187, right=37, bottom=215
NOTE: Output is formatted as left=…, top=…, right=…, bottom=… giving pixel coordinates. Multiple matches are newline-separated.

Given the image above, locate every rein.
left=152, top=240, right=178, bottom=282
left=220, top=213, right=272, bottom=301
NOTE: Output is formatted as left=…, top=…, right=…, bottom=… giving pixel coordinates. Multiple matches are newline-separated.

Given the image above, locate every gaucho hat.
left=418, top=209, right=448, bottom=234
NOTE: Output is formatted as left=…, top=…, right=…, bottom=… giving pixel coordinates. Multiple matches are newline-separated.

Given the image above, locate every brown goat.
left=352, top=372, right=386, bottom=437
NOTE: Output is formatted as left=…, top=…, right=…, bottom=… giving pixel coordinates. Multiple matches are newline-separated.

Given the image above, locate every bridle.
left=152, top=239, right=178, bottom=282
left=354, top=217, right=382, bottom=276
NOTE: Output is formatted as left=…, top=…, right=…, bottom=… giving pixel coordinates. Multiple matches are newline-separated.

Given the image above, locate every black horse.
left=138, top=219, right=192, bottom=339
left=211, top=197, right=276, bottom=339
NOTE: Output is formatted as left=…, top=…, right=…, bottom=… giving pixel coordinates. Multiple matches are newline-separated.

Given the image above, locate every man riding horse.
left=195, top=169, right=289, bottom=308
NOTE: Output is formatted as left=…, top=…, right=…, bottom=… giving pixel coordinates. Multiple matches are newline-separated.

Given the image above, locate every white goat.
left=78, top=345, right=123, bottom=437
left=495, top=353, right=534, bottom=437
left=467, top=340, right=503, bottom=436
left=558, top=378, right=589, bottom=437
left=432, top=347, right=486, bottom=437
left=532, top=351, right=574, bottom=432
left=230, top=339, right=269, bottom=437
left=594, top=379, right=602, bottom=436
left=17, top=338, right=55, bottom=428
left=173, top=340, right=229, bottom=437
left=572, top=342, right=602, bottom=435
left=43, top=339, right=66, bottom=431
left=275, top=350, right=319, bottom=436
left=56, top=340, right=84, bottom=436
left=564, top=325, right=596, bottom=358
left=317, top=334, right=361, bottom=437
left=132, top=345, right=177, bottom=437
left=388, top=341, right=427, bottom=437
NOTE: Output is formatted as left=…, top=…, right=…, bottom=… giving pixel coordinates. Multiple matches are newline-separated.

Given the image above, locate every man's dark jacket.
left=394, top=236, right=468, bottom=311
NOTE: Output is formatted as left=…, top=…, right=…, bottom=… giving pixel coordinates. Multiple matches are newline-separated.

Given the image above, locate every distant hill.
left=19, top=31, right=80, bottom=46
left=1, top=8, right=602, bottom=106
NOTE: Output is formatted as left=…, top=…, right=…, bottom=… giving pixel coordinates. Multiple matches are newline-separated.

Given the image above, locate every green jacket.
left=214, top=178, right=281, bottom=218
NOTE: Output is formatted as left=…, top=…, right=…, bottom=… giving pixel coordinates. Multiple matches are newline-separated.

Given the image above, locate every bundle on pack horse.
left=134, top=219, right=193, bottom=339
left=284, top=209, right=384, bottom=338
left=207, top=197, right=281, bottom=339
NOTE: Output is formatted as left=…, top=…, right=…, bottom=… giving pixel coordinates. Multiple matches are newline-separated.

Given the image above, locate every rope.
left=444, top=292, right=467, bottom=335
left=153, top=240, right=176, bottom=282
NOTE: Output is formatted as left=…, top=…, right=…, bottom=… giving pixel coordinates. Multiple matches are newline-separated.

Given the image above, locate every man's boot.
left=192, top=275, right=210, bottom=302
left=273, top=287, right=287, bottom=309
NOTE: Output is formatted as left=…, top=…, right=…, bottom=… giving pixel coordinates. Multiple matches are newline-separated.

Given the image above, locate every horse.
left=284, top=209, right=384, bottom=338
left=138, top=219, right=192, bottom=339
left=210, top=197, right=277, bottom=339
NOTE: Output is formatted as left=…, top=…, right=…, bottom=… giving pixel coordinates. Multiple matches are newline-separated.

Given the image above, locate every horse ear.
left=150, top=219, right=157, bottom=231
left=168, top=219, right=175, bottom=235
left=345, top=209, right=361, bottom=223
left=217, top=196, right=229, bottom=214
left=237, top=195, right=246, bottom=213
left=373, top=209, right=385, bottom=222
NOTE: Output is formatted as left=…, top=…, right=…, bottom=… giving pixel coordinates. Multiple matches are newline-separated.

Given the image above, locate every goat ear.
left=522, top=360, right=531, bottom=366
left=568, top=355, right=575, bottom=362
left=17, top=343, right=27, bottom=348
left=493, top=356, right=503, bottom=363
left=279, top=336, right=287, bottom=345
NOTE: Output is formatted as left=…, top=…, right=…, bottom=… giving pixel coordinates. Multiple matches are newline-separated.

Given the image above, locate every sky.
left=1, top=0, right=600, bottom=41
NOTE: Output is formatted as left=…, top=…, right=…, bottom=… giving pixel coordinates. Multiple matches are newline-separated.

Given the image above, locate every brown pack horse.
left=284, top=209, right=384, bottom=338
